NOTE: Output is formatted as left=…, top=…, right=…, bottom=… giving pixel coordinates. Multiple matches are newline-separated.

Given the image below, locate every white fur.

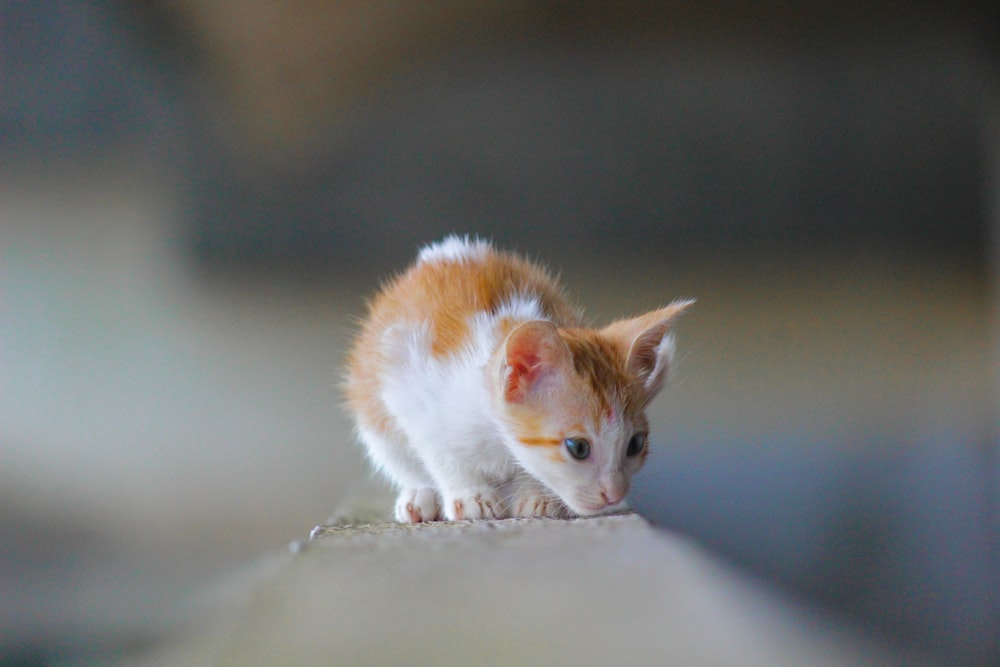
left=646, top=333, right=676, bottom=391
left=368, top=289, right=645, bottom=520
left=374, top=294, right=547, bottom=520
left=417, top=234, right=491, bottom=265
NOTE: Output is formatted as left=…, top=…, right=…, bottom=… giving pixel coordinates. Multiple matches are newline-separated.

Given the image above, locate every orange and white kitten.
left=345, top=236, right=693, bottom=523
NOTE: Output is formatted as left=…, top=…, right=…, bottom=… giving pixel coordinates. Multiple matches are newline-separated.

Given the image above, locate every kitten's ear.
left=502, top=321, right=571, bottom=403
left=603, top=299, right=695, bottom=396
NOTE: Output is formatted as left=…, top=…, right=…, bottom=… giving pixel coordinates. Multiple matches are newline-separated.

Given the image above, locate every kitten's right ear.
left=502, top=321, right=570, bottom=403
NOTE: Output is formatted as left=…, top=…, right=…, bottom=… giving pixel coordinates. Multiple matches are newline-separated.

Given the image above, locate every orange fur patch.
left=369, top=246, right=581, bottom=359
left=558, top=328, right=636, bottom=420
left=516, top=436, right=562, bottom=447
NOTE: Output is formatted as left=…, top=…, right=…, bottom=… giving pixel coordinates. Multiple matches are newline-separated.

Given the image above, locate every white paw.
left=510, top=492, right=570, bottom=519
left=505, top=480, right=571, bottom=518
left=394, top=487, right=441, bottom=523
left=445, top=490, right=503, bottom=521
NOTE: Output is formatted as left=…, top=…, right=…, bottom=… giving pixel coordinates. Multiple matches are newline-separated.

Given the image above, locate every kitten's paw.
left=445, top=490, right=503, bottom=521
left=394, top=487, right=441, bottom=523
left=510, top=493, right=571, bottom=519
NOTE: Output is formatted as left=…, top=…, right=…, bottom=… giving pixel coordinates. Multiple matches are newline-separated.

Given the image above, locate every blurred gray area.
left=1, top=1, right=997, bottom=664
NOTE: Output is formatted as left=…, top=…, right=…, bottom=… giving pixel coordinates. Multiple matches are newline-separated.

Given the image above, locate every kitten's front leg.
left=394, top=487, right=441, bottom=523
left=418, top=454, right=506, bottom=521
left=508, top=479, right=572, bottom=519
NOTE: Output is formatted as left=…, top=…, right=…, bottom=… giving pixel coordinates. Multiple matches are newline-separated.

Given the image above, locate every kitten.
left=344, top=236, right=693, bottom=523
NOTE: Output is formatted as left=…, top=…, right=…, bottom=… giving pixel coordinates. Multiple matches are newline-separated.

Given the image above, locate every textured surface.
left=127, top=510, right=905, bottom=666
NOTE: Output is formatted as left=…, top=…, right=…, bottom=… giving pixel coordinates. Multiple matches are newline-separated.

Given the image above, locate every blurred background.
left=1, top=1, right=997, bottom=665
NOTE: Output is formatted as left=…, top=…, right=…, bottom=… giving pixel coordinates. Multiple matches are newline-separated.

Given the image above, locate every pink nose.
left=601, top=489, right=625, bottom=506
left=599, top=474, right=628, bottom=506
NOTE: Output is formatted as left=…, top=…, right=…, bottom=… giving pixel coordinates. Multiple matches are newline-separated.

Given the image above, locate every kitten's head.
left=490, top=300, right=694, bottom=516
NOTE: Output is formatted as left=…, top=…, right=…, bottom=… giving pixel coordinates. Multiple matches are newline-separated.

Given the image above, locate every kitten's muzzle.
left=598, top=472, right=628, bottom=506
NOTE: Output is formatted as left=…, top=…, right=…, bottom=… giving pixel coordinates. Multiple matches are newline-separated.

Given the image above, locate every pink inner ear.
left=505, top=343, right=541, bottom=403
left=503, top=322, right=561, bottom=403
left=509, top=350, right=540, bottom=377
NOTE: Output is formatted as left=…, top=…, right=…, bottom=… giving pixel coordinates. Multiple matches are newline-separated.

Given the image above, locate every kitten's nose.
left=599, top=473, right=628, bottom=506
left=600, top=490, right=624, bottom=506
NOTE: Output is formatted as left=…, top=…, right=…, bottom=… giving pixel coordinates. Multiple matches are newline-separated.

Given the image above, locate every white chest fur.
left=377, top=295, right=547, bottom=485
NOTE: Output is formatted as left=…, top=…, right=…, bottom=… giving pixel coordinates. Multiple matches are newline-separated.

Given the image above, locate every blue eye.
left=564, top=437, right=591, bottom=460
left=626, top=433, right=646, bottom=457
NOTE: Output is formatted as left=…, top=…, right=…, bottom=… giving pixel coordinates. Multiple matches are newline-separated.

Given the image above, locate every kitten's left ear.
left=501, top=320, right=573, bottom=404
left=603, top=299, right=695, bottom=395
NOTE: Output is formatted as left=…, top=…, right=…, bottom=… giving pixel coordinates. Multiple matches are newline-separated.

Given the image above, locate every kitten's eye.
left=626, top=433, right=647, bottom=457
left=564, top=437, right=591, bottom=460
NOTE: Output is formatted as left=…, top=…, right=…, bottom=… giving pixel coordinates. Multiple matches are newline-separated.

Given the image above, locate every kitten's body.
left=345, top=236, right=691, bottom=523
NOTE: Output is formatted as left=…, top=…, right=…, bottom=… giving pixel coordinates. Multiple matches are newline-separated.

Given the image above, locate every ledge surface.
left=131, top=512, right=900, bottom=666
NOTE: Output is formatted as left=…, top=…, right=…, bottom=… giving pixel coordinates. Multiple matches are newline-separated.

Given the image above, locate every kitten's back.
left=345, top=236, right=582, bottom=432
left=362, top=236, right=581, bottom=358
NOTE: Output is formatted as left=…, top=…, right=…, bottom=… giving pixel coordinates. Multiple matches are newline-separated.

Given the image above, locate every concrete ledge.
left=130, top=512, right=900, bottom=666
